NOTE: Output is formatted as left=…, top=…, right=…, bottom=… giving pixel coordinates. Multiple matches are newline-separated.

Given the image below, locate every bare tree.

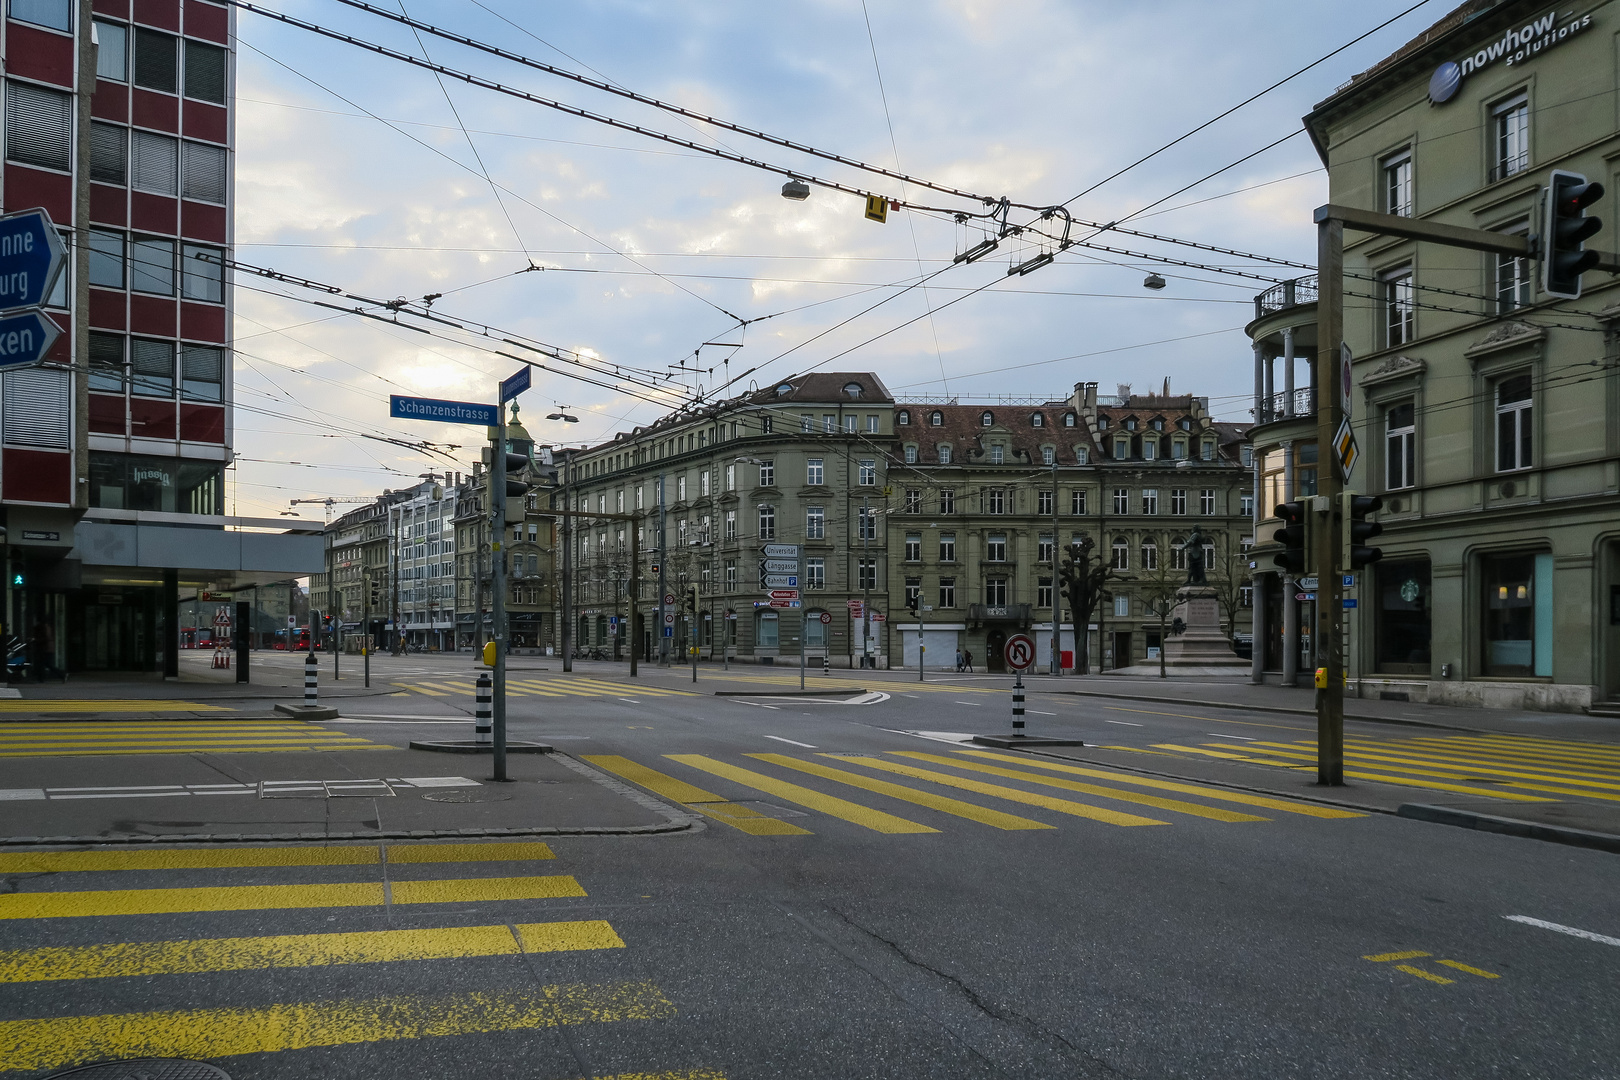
left=1057, top=536, right=1115, bottom=675
left=1206, top=545, right=1251, bottom=645
left=1137, top=553, right=1182, bottom=679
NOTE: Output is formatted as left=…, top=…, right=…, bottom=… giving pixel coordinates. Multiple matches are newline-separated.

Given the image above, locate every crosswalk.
left=393, top=675, right=699, bottom=700
left=0, top=841, right=717, bottom=1076
left=585, top=748, right=1363, bottom=836
left=0, top=721, right=386, bottom=757
left=0, top=699, right=229, bottom=713
left=1139, top=732, right=1620, bottom=804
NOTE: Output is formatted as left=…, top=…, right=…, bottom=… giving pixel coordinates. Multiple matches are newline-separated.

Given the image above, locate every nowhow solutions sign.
left=1429, top=10, right=1592, bottom=103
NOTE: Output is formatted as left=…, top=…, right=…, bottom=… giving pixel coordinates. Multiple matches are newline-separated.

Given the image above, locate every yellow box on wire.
left=864, top=195, right=889, bottom=223
left=483, top=641, right=496, bottom=667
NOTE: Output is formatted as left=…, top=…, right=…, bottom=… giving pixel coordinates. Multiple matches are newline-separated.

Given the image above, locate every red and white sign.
left=870, top=611, right=885, bottom=622
left=1004, top=633, right=1036, bottom=670
left=769, top=599, right=802, bottom=609
left=663, top=593, right=676, bottom=606
left=818, top=611, right=832, bottom=624
left=768, top=589, right=800, bottom=600
left=846, top=599, right=864, bottom=611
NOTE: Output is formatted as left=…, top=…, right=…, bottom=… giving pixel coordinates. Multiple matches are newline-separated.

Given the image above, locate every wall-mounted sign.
left=1429, top=10, right=1591, bottom=104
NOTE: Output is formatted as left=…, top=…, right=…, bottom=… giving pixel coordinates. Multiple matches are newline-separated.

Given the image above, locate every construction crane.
left=289, top=496, right=372, bottom=523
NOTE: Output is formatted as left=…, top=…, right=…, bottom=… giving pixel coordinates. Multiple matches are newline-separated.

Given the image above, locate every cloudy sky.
left=229, top=0, right=1441, bottom=519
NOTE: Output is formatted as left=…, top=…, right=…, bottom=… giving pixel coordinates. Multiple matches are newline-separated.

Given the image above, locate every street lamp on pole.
left=544, top=409, right=579, bottom=669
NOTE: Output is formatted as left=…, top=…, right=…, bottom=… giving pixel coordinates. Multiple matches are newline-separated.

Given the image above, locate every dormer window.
left=844, top=382, right=863, bottom=398
left=1124, top=419, right=1137, bottom=431
left=1151, top=418, right=1164, bottom=431
left=1063, top=413, right=1076, bottom=427
left=981, top=411, right=994, bottom=426
left=990, top=444, right=1004, bottom=464
left=775, top=383, right=793, bottom=396
left=898, top=409, right=910, bottom=425
left=930, top=410, right=943, bottom=426
left=1097, top=417, right=1109, bottom=431
left=1178, top=417, right=1192, bottom=431
left=1031, top=413, right=1044, bottom=427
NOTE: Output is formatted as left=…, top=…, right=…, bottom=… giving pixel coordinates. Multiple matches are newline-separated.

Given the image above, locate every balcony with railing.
left=1256, top=387, right=1316, bottom=425
left=1254, top=276, right=1318, bottom=320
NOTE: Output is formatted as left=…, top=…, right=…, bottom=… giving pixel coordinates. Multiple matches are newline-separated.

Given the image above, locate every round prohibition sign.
left=1004, top=633, right=1036, bottom=670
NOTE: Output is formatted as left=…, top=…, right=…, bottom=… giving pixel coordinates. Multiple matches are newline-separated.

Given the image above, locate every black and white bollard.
left=475, top=672, right=493, bottom=747
left=304, top=652, right=318, bottom=707
left=1011, top=672, right=1025, bottom=736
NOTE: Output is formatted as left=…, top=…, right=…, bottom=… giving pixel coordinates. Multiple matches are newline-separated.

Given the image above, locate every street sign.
left=663, top=593, right=676, bottom=606
left=499, top=365, right=531, bottom=403
left=818, top=611, right=832, bottom=624
left=846, top=599, right=865, bottom=610
left=1340, top=342, right=1354, bottom=419
left=1299, top=577, right=1318, bottom=590
left=287, top=616, right=296, bottom=626
left=664, top=612, right=675, bottom=624
left=1344, top=598, right=1358, bottom=608
left=870, top=612, right=884, bottom=622
left=0, top=308, right=59, bottom=371
left=1343, top=574, right=1355, bottom=587
left=760, top=558, right=798, bottom=573
left=761, top=574, right=798, bottom=588
left=0, top=208, right=67, bottom=311
left=1297, top=592, right=1316, bottom=602
left=769, top=599, right=801, bottom=609
left=921, top=604, right=933, bottom=612
left=663, top=626, right=673, bottom=637
left=1004, top=633, right=1036, bottom=670
left=768, top=589, right=800, bottom=600
left=389, top=395, right=500, bottom=426
left=762, top=544, right=800, bottom=559
left=1333, top=415, right=1358, bottom=480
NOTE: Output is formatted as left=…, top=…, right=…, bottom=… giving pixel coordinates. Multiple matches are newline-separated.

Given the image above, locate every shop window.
left=755, top=611, right=779, bottom=648
left=1375, top=559, right=1431, bottom=674
left=89, top=452, right=223, bottom=513
left=1482, top=551, right=1551, bottom=677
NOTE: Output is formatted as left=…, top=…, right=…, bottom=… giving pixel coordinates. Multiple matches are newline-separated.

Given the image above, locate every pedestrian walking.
left=963, top=650, right=974, bottom=673
left=955, top=648, right=963, bottom=673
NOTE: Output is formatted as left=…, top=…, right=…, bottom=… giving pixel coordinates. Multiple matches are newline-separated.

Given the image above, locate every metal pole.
left=474, top=671, right=492, bottom=746
left=1012, top=671, right=1025, bottom=735
left=333, top=614, right=339, bottom=681
left=490, top=414, right=509, bottom=783
left=799, top=542, right=807, bottom=690
left=235, top=600, right=249, bottom=683
left=860, top=494, right=870, bottom=670
left=362, top=572, right=370, bottom=688
left=918, top=632, right=924, bottom=682
left=561, top=450, right=573, bottom=672
left=1315, top=215, right=1346, bottom=786
left=629, top=514, right=639, bottom=678
left=391, top=508, right=401, bottom=656
left=657, top=475, right=668, bottom=666
left=1050, top=459, right=1061, bottom=676
left=304, top=651, right=317, bottom=707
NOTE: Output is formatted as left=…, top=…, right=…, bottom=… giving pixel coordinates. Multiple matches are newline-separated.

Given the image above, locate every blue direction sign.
left=500, top=365, right=531, bottom=403
left=0, top=309, right=60, bottom=370
left=0, top=209, right=66, bottom=311
left=389, top=395, right=499, bottom=426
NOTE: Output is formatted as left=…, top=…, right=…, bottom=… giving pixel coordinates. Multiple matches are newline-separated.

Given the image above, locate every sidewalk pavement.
left=0, top=746, right=694, bottom=846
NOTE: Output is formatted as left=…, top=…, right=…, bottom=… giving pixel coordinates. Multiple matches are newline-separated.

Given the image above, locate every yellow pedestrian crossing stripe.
left=0, top=722, right=386, bottom=757
left=0, top=699, right=230, bottom=712
left=0, top=841, right=555, bottom=874
left=393, top=676, right=698, bottom=699
left=1150, top=733, right=1619, bottom=804
left=589, top=750, right=1358, bottom=836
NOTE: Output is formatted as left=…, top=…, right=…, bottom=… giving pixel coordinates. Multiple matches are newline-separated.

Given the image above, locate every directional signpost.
left=500, top=365, right=531, bottom=403
left=390, top=395, right=499, bottom=426
left=0, top=209, right=67, bottom=373
left=0, top=309, right=60, bottom=371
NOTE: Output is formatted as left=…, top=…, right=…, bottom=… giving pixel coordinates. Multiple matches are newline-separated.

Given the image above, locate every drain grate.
left=45, top=1059, right=230, bottom=1080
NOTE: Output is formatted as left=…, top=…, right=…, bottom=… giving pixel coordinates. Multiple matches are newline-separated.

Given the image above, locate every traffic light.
left=367, top=577, right=381, bottom=609
left=685, top=585, right=699, bottom=613
left=907, top=590, right=920, bottom=617
left=1543, top=170, right=1605, bottom=299
left=1341, top=492, right=1384, bottom=571
left=501, top=450, right=532, bottom=525
left=1272, top=500, right=1310, bottom=574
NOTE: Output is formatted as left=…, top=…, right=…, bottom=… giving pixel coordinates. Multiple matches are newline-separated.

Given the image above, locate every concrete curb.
left=713, top=689, right=869, bottom=697
left=408, top=741, right=553, bottom=754
left=1397, top=803, right=1620, bottom=855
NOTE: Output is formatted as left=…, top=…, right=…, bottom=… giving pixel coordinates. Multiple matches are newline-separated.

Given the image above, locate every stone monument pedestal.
left=1163, top=586, right=1248, bottom=667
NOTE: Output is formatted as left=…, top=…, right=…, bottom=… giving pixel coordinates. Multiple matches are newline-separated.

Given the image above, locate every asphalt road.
left=4, top=655, right=1618, bottom=1079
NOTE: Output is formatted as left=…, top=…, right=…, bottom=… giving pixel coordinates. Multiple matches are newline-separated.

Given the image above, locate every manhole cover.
left=46, top=1060, right=230, bottom=1080
left=421, top=790, right=514, bottom=803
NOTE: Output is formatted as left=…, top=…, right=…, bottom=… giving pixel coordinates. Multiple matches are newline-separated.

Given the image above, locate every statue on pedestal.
left=1184, top=525, right=1208, bottom=586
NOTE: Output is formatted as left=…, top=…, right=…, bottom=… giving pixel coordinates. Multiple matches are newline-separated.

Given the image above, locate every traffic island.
left=272, top=703, right=340, bottom=721
left=971, top=733, right=1086, bottom=750
left=973, top=653, right=1086, bottom=749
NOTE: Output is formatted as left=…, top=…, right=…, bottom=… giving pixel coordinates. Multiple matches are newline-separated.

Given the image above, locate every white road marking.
left=337, top=717, right=473, bottom=724
left=618, top=698, right=642, bottom=703
left=1104, top=720, right=1143, bottom=727
left=888, top=730, right=979, bottom=745
left=1206, top=733, right=1255, bottom=741
left=1028, top=710, right=1056, bottom=716
left=954, top=701, right=983, bottom=707
left=763, top=735, right=818, bottom=748
left=0, top=777, right=479, bottom=801
left=1504, top=916, right=1620, bottom=947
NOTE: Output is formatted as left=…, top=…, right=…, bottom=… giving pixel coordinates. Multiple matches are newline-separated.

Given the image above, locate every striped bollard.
left=1011, top=672, right=1025, bottom=736
left=304, top=652, right=318, bottom=707
left=475, top=672, right=493, bottom=747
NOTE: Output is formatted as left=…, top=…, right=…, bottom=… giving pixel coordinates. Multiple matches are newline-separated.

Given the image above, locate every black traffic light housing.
left=1272, top=501, right=1311, bottom=574
left=1341, top=492, right=1384, bottom=571
left=367, top=577, right=381, bottom=609
left=906, top=590, right=920, bottom=616
left=685, top=585, right=699, bottom=614
left=502, top=451, right=532, bottom=524
left=1544, top=169, right=1605, bottom=299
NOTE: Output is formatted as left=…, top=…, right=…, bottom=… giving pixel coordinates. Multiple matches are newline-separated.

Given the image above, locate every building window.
left=859, top=459, right=876, bottom=485
left=11, top=0, right=72, bottom=31
left=1386, top=402, right=1415, bottom=490
left=89, top=229, right=125, bottom=288
left=904, top=445, right=917, bottom=464
left=904, top=488, right=922, bottom=513
left=905, top=533, right=921, bottom=561
left=866, top=415, right=878, bottom=433
left=1113, top=488, right=1129, bottom=515
left=898, top=410, right=910, bottom=425
left=1170, top=537, right=1187, bottom=571
left=824, top=415, right=836, bottom=433
left=1037, top=577, right=1053, bottom=608
left=857, top=508, right=877, bottom=541
left=1064, top=413, right=1076, bottom=427
left=985, top=578, right=1007, bottom=606
left=180, top=345, right=223, bottom=402
left=1071, top=489, right=1087, bottom=515
left=758, top=505, right=775, bottom=540
left=1240, top=445, right=1253, bottom=468
left=5, top=82, right=72, bottom=171
left=725, top=509, right=736, bottom=540
left=1141, top=489, right=1158, bottom=516
left=89, top=332, right=125, bottom=392
left=1200, top=489, right=1215, bottom=515
left=1097, top=417, right=1109, bottom=431
left=1172, top=438, right=1187, bottom=460
left=756, top=611, right=780, bottom=648
left=799, top=414, right=812, bottom=433
left=806, top=457, right=824, bottom=486
left=90, top=121, right=127, bottom=184
left=858, top=559, right=877, bottom=590
left=1170, top=489, right=1186, bottom=515
left=89, top=452, right=222, bottom=513
left=806, top=558, right=825, bottom=589
left=1142, top=438, right=1157, bottom=461
left=1241, top=494, right=1254, bottom=517
left=939, top=577, right=956, bottom=608
left=1495, top=225, right=1532, bottom=313
left=760, top=414, right=773, bottom=434
left=1375, top=558, right=1431, bottom=674
left=94, top=19, right=129, bottom=78
left=184, top=40, right=227, bottom=104
left=1383, top=148, right=1413, bottom=217
left=1038, top=490, right=1053, bottom=516
left=806, top=506, right=825, bottom=539
left=1483, top=551, right=1550, bottom=677
left=724, top=464, right=735, bottom=491
left=1110, top=538, right=1128, bottom=570
left=990, top=444, right=1004, bottom=465
left=676, top=476, right=686, bottom=501
left=1491, top=94, right=1529, bottom=183
left=1201, top=439, right=1216, bottom=462
left=986, top=488, right=1005, bottom=514
left=759, top=460, right=774, bottom=486
left=182, top=141, right=227, bottom=204
left=1381, top=266, right=1414, bottom=348
left=1031, top=413, right=1044, bottom=427
left=1495, top=373, right=1532, bottom=472
left=132, top=131, right=178, bottom=195
left=1141, top=538, right=1159, bottom=571
left=1041, top=446, right=1055, bottom=465
left=939, top=489, right=955, bottom=514
left=1113, top=594, right=1130, bottom=618
left=986, top=533, right=1006, bottom=561
left=1037, top=534, right=1054, bottom=563
left=134, top=27, right=177, bottom=93
left=931, top=411, right=943, bottom=426
left=939, top=532, right=956, bottom=562
left=938, top=444, right=952, bottom=464
left=181, top=244, right=223, bottom=302
left=904, top=577, right=921, bottom=609
left=130, top=338, right=174, bottom=396
left=981, top=411, right=993, bottom=426
left=844, top=414, right=857, bottom=433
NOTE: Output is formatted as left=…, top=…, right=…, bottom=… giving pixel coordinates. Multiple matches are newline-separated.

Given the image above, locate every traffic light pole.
left=362, top=572, right=370, bottom=688
left=489, top=419, right=509, bottom=783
